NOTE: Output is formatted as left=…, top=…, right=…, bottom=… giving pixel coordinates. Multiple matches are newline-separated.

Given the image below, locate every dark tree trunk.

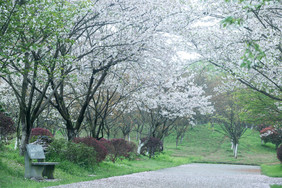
left=19, top=119, right=31, bottom=156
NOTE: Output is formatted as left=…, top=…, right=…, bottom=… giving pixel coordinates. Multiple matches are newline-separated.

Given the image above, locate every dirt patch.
left=231, top=168, right=261, bottom=173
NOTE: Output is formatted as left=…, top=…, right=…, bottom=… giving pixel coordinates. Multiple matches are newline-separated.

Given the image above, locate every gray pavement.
left=48, top=163, right=282, bottom=188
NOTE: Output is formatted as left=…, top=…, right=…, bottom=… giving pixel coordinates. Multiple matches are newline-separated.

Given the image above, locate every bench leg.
left=43, top=165, right=55, bottom=179
left=25, top=153, right=44, bottom=180
left=30, top=166, right=45, bottom=180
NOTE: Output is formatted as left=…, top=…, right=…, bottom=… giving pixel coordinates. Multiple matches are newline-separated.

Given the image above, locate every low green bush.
left=56, top=160, right=92, bottom=175
left=46, top=138, right=97, bottom=168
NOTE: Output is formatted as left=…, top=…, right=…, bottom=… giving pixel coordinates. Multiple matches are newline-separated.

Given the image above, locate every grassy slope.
left=0, top=124, right=280, bottom=188
left=165, top=124, right=278, bottom=165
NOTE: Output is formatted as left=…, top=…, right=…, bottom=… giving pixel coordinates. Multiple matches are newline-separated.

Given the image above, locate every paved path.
left=49, top=163, right=282, bottom=188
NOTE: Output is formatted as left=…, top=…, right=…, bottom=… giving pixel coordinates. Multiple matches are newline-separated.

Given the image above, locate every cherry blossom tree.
left=0, top=0, right=86, bottom=154
left=127, top=33, right=214, bottom=141
left=82, top=66, right=135, bottom=139
left=183, top=0, right=281, bottom=102
left=46, top=0, right=193, bottom=141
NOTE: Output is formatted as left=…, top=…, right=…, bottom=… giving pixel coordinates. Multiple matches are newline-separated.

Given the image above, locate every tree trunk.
left=19, top=123, right=31, bottom=156
left=15, top=117, right=21, bottom=150
left=14, top=139, right=18, bottom=150
left=180, top=134, right=185, bottom=144
left=176, top=137, right=179, bottom=148
left=137, top=140, right=145, bottom=155
left=234, top=144, right=238, bottom=159
left=67, top=128, right=77, bottom=141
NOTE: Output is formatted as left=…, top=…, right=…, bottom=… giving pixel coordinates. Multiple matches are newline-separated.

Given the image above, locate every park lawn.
left=165, top=124, right=278, bottom=165
left=0, top=145, right=198, bottom=188
left=261, top=164, right=282, bottom=177
left=271, top=186, right=282, bottom=188
left=0, top=124, right=280, bottom=188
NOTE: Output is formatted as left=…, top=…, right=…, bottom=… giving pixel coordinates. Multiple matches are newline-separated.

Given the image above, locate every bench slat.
left=32, top=162, right=59, bottom=166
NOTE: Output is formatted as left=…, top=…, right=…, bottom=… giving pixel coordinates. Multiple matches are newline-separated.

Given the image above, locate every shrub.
left=0, top=112, right=15, bottom=142
left=46, top=138, right=97, bottom=167
left=110, top=138, right=133, bottom=162
left=73, top=137, right=107, bottom=163
left=128, top=141, right=137, bottom=154
left=140, top=137, right=163, bottom=158
left=99, top=138, right=115, bottom=154
left=126, top=141, right=138, bottom=160
left=277, top=145, right=282, bottom=163
left=98, top=138, right=116, bottom=162
left=260, top=126, right=282, bottom=148
left=30, top=127, right=53, bottom=142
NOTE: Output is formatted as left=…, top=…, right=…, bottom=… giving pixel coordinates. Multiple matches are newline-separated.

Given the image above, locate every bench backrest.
left=26, top=144, right=45, bottom=160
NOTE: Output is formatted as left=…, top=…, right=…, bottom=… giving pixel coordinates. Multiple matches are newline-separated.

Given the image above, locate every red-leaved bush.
left=260, top=126, right=282, bottom=148
left=140, top=137, right=163, bottom=158
left=99, top=138, right=115, bottom=154
left=30, top=127, right=53, bottom=143
left=277, top=145, right=282, bottom=163
left=110, top=138, right=135, bottom=162
left=31, top=127, right=53, bottom=137
left=0, top=112, right=15, bottom=141
left=73, top=137, right=107, bottom=163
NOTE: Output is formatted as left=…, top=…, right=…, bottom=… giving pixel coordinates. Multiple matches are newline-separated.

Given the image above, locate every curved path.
left=49, top=163, right=282, bottom=188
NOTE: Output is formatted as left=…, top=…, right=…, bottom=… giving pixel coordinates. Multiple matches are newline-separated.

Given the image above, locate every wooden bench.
left=24, top=144, right=58, bottom=179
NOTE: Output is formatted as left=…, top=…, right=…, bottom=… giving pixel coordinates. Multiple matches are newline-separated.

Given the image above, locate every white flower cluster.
left=260, top=130, right=274, bottom=138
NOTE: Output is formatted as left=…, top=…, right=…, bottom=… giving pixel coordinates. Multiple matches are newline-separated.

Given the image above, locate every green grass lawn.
left=271, top=185, right=282, bottom=188
left=0, top=124, right=280, bottom=188
left=0, top=145, right=198, bottom=188
left=261, top=164, right=282, bottom=177
left=165, top=124, right=278, bottom=165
